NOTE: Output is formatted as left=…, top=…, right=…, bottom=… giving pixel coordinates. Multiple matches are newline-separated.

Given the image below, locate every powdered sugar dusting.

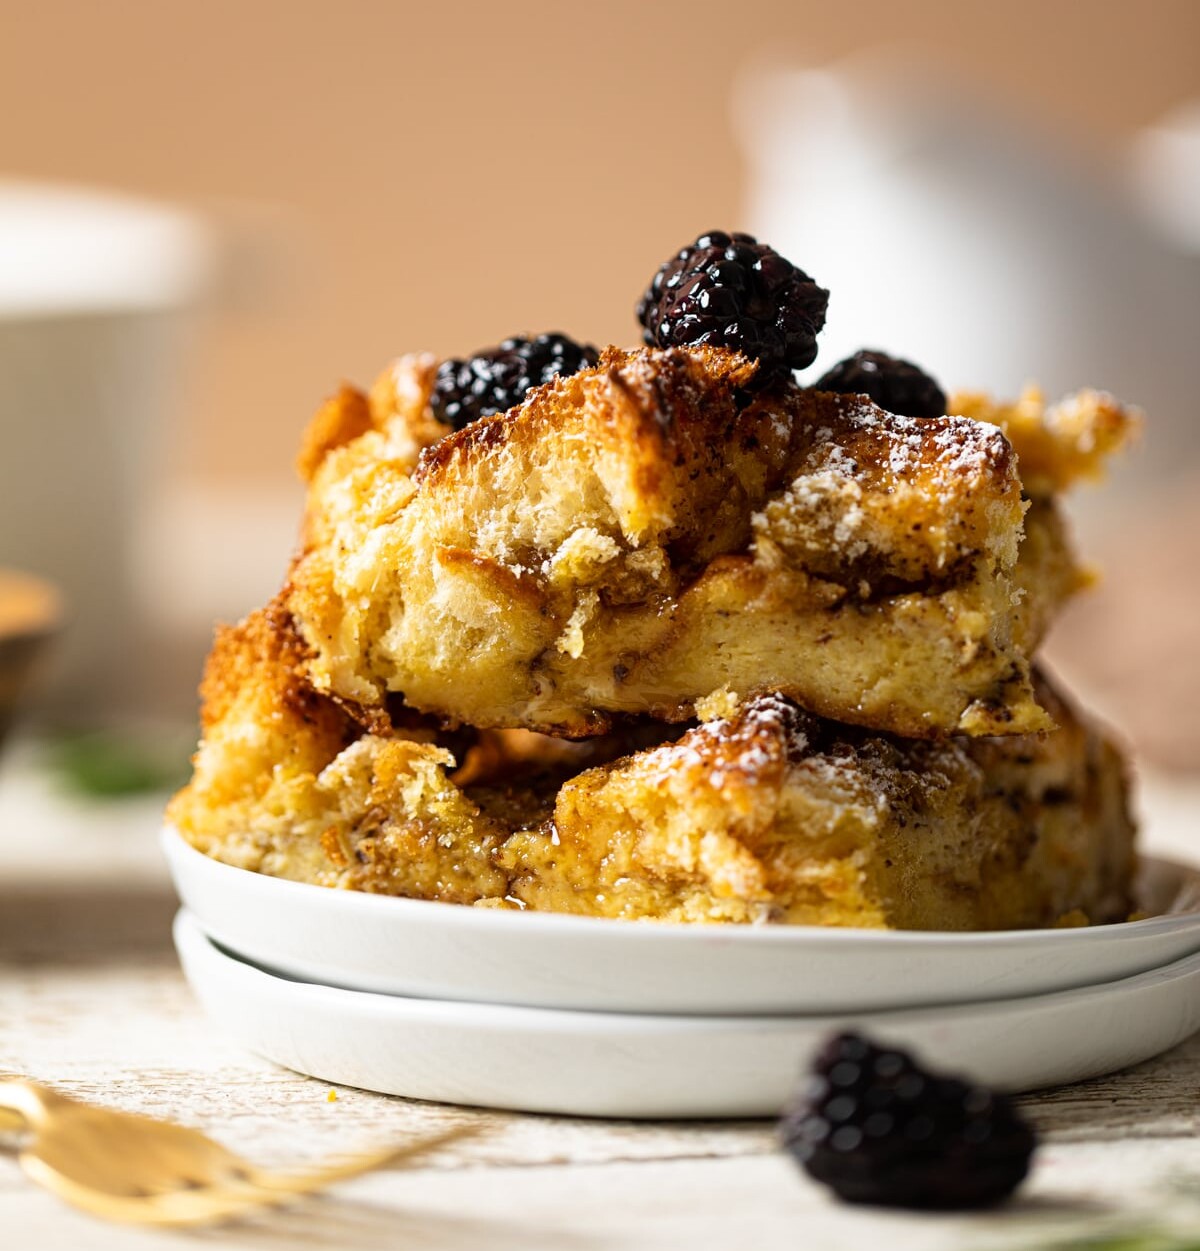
left=821, top=394, right=1013, bottom=498
left=641, top=691, right=814, bottom=791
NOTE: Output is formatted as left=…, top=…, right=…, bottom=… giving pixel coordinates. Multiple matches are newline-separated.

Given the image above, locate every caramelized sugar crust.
left=167, top=605, right=1134, bottom=929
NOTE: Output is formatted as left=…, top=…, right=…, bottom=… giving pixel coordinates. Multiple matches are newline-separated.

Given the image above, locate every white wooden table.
left=3, top=744, right=1200, bottom=1250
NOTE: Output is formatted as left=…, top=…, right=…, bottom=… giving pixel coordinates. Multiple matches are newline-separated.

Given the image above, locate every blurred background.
left=1, top=0, right=1198, bottom=778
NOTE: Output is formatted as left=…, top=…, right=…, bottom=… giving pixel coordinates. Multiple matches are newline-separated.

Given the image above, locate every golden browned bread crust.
left=294, top=385, right=374, bottom=484
left=287, top=346, right=1076, bottom=739
left=167, top=605, right=1135, bottom=929
left=950, top=385, right=1140, bottom=497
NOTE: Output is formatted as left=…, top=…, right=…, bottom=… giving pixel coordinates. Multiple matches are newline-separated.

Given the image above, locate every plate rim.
left=162, top=823, right=1200, bottom=949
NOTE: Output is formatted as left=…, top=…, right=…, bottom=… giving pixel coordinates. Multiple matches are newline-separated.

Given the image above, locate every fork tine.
left=27, top=1122, right=479, bottom=1226
left=20, top=1155, right=287, bottom=1227
left=7, top=1075, right=480, bottom=1228
left=89, top=1188, right=290, bottom=1228
left=243, top=1123, right=479, bottom=1193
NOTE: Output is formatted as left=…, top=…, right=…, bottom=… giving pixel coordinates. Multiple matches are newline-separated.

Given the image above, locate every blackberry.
left=780, top=1032, right=1036, bottom=1210
left=430, top=333, right=599, bottom=431
left=636, top=231, right=829, bottom=384
left=814, top=349, right=946, bottom=419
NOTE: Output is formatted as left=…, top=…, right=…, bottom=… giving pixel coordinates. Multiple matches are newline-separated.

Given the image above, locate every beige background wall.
left=2, top=0, right=1197, bottom=486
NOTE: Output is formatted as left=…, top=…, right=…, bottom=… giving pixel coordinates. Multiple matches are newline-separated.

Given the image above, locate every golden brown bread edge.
left=167, top=602, right=1135, bottom=929
left=286, top=345, right=1102, bottom=739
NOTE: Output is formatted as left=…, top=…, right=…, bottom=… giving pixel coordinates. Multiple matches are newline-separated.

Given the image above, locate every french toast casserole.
left=168, top=231, right=1141, bottom=930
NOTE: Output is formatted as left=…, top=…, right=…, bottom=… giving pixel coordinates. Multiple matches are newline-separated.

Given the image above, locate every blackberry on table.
left=780, top=1032, right=1036, bottom=1210
left=430, top=333, right=599, bottom=431
left=814, top=349, right=947, bottom=419
left=636, top=231, right=829, bottom=386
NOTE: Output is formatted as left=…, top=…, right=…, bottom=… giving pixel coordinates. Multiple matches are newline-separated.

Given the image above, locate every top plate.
left=162, top=826, right=1200, bottom=1016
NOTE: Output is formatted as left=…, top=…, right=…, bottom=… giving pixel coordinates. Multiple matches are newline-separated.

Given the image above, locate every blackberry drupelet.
left=780, top=1032, right=1036, bottom=1209
left=430, top=333, right=599, bottom=431
left=636, top=231, right=829, bottom=385
left=814, top=349, right=947, bottom=419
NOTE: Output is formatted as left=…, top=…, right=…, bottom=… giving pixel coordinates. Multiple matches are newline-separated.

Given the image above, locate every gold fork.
left=0, top=1079, right=473, bottom=1226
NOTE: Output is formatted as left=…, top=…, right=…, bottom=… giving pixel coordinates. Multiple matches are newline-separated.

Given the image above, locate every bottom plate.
left=174, top=910, right=1200, bottom=1119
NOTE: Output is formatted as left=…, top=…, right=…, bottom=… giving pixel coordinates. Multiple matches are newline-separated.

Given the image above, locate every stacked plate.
left=164, top=828, right=1200, bottom=1119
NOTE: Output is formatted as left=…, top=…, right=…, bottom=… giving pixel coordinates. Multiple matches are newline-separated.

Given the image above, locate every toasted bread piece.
left=288, top=346, right=1077, bottom=738
left=506, top=680, right=1135, bottom=928
left=950, top=385, right=1140, bottom=497
left=167, top=606, right=1135, bottom=929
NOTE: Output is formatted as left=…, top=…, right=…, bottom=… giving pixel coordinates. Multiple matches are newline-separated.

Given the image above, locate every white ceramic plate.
left=163, top=827, right=1200, bottom=1016
left=174, top=909, right=1200, bottom=1119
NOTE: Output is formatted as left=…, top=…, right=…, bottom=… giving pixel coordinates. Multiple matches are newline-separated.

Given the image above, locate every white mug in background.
left=0, top=182, right=214, bottom=723
left=735, top=50, right=1200, bottom=539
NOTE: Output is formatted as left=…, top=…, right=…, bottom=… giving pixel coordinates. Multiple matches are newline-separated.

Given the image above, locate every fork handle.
left=0, top=1107, right=23, bottom=1131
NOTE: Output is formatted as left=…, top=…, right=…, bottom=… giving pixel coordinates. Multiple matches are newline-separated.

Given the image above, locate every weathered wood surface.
left=2, top=750, right=1200, bottom=1249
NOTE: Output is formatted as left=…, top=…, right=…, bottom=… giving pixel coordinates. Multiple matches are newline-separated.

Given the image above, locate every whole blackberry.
left=430, top=333, right=599, bottom=431
left=780, top=1033, right=1036, bottom=1209
left=814, top=349, right=946, bottom=419
left=636, top=231, right=829, bottom=384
